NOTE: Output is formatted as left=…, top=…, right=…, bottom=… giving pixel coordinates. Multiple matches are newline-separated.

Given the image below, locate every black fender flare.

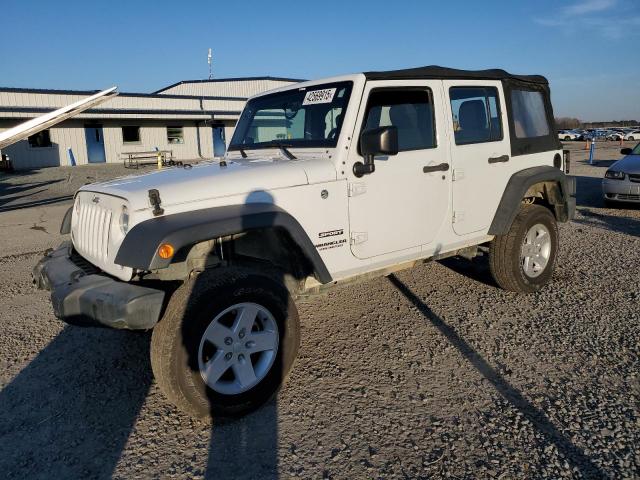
left=114, top=203, right=333, bottom=284
left=60, top=206, right=73, bottom=234
left=488, top=166, right=576, bottom=235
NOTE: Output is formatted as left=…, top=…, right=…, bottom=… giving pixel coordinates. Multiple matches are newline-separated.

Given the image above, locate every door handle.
left=488, top=155, right=510, bottom=164
left=423, top=163, right=450, bottom=173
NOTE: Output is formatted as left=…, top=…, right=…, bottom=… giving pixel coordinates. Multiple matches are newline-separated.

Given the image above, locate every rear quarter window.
left=511, top=90, right=550, bottom=138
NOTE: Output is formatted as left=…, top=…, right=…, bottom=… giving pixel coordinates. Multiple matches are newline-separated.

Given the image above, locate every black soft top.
left=363, top=65, right=548, bottom=85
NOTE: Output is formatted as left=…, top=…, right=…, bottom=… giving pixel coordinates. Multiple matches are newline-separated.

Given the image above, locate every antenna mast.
left=207, top=48, right=213, bottom=79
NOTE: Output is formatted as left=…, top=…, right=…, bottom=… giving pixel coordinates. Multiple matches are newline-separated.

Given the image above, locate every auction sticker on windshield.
left=302, top=88, right=336, bottom=105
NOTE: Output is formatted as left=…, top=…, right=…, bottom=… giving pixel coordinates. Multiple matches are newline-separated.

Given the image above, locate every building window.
left=28, top=130, right=52, bottom=148
left=122, top=126, right=141, bottom=143
left=167, top=126, right=184, bottom=144
left=450, top=87, right=503, bottom=145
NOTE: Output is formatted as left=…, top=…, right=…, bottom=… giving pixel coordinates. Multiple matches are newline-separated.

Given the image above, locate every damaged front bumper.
left=33, top=242, right=164, bottom=330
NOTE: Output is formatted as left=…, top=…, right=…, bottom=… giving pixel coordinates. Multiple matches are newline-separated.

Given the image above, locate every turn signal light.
left=158, top=243, right=175, bottom=259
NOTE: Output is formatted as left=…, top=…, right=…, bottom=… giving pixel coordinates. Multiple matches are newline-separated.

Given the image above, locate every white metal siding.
left=158, top=79, right=299, bottom=98
left=0, top=119, right=87, bottom=168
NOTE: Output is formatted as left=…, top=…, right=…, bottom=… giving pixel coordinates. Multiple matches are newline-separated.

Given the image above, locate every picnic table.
left=122, top=150, right=173, bottom=169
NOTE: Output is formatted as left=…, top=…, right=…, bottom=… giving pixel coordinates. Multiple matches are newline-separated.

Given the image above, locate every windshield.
left=229, top=81, right=353, bottom=150
left=631, top=143, right=640, bottom=155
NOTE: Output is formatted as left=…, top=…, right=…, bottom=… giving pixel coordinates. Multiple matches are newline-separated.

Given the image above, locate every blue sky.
left=0, top=0, right=638, bottom=121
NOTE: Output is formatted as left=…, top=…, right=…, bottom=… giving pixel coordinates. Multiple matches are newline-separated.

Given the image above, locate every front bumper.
left=33, top=242, right=165, bottom=330
left=602, top=178, right=640, bottom=202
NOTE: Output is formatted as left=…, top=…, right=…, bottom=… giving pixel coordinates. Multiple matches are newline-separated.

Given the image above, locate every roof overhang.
left=0, top=87, right=118, bottom=149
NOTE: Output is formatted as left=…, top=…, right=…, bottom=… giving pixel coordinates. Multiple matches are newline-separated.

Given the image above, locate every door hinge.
left=452, top=169, right=465, bottom=181
left=350, top=231, right=368, bottom=245
left=453, top=211, right=465, bottom=223
left=348, top=182, right=367, bottom=197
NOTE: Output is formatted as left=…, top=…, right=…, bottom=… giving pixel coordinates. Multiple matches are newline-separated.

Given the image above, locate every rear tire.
left=489, top=204, right=558, bottom=293
left=151, top=266, right=300, bottom=419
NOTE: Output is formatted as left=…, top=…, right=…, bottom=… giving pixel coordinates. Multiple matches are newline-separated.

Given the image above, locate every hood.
left=610, top=154, right=640, bottom=174
left=79, top=156, right=336, bottom=210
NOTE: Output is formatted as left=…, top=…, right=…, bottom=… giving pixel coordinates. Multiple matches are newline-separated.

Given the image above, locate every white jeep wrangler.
left=34, top=66, right=575, bottom=418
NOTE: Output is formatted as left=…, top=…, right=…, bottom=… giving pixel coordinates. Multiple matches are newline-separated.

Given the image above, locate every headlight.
left=605, top=170, right=625, bottom=180
left=119, top=205, right=129, bottom=234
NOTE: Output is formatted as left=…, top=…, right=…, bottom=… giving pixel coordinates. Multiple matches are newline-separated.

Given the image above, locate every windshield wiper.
left=230, top=143, right=297, bottom=160
left=271, top=143, right=296, bottom=160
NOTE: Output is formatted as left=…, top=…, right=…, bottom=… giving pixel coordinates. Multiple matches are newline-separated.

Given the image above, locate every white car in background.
left=558, top=130, right=580, bottom=141
left=603, top=143, right=640, bottom=204
left=623, top=130, right=640, bottom=141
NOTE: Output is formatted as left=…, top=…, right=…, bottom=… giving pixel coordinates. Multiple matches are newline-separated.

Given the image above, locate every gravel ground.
left=0, top=142, right=638, bottom=479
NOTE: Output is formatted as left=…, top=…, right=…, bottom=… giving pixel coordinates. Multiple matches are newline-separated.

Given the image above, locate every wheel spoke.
left=246, top=330, right=278, bottom=353
left=232, top=357, right=257, bottom=387
left=203, top=350, right=230, bottom=384
left=233, top=304, right=259, bottom=334
left=202, top=322, right=233, bottom=348
left=523, top=256, right=532, bottom=274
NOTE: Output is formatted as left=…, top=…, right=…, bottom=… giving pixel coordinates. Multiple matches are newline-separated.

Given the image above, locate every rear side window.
left=511, top=89, right=550, bottom=138
left=362, top=89, right=436, bottom=152
left=450, top=87, right=502, bottom=145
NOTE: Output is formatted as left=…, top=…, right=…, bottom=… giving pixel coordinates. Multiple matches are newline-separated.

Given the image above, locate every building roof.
left=0, top=86, right=247, bottom=101
left=153, top=76, right=307, bottom=94
left=364, top=65, right=548, bottom=85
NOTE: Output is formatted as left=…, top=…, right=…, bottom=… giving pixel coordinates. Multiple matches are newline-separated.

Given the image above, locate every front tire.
left=489, top=204, right=559, bottom=293
left=151, top=266, right=300, bottom=418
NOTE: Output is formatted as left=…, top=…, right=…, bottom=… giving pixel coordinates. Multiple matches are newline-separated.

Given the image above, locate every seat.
left=456, top=99, right=489, bottom=143
left=327, top=112, right=343, bottom=140
left=389, top=104, right=428, bottom=150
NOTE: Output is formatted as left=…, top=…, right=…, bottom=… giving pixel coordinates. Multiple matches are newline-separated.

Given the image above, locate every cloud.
left=534, top=0, right=640, bottom=40
left=563, top=0, right=616, bottom=16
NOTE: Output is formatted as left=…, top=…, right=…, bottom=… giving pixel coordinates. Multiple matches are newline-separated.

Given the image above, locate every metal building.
left=0, top=77, right=302, bottom=169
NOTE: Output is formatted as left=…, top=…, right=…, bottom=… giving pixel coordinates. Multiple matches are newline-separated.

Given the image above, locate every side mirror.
left=621, top=148, right=632, bottom=155
left=354, top=126, right=399, bottom=177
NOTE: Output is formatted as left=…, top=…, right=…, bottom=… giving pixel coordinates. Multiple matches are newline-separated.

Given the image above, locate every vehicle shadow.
left=574, top=208, right=640, bottom=237
left=575, top=175, right=605, bottom=208
left=205, top=398, right=279, bottom=479
left=0, top=178, right=65, bottom=208
left=438, top=254, right=498, bottom=289
left=387, top=274, right=607, bottom=479
left=0, top=326, right=152, bottom=479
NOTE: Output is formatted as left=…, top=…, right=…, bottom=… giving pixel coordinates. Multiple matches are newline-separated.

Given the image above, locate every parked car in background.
left=606, top=131, right=624, bottom=141
left=603, top=143, right=640, bottom=204
left=558, top=130, right=580, bottom=141
left=624, top=130, right=640, bottom=141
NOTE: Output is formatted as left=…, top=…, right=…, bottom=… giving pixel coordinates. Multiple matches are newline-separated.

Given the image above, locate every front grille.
left=616, top=194, right=640, bottom=201
left=69, top=249, right=101, bottom=275
left=74, top=199, right=112, bottom=262
left=628, top=174, right=640, bottom=183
